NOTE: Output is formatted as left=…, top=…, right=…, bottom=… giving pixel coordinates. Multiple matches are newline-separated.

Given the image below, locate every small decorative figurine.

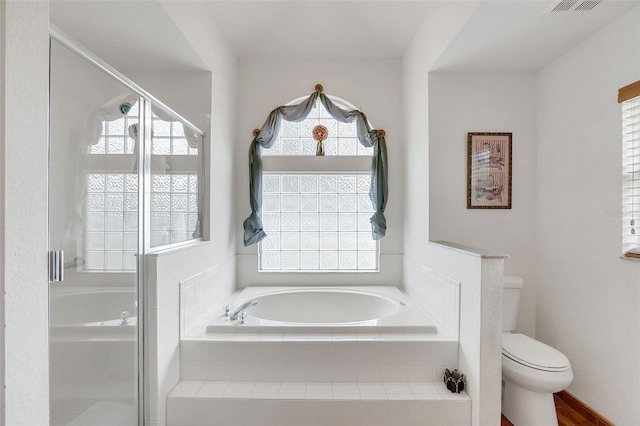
left=444, top=368, right=466, bottom=393
left=312, top=124, right=328, bottom=156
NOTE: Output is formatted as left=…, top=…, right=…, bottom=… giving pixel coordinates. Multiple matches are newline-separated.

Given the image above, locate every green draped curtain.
left=243, top=86, right=388, bottom=247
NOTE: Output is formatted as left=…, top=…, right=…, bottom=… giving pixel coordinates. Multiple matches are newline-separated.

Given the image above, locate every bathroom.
left=2, top=1, right=640, bottom=425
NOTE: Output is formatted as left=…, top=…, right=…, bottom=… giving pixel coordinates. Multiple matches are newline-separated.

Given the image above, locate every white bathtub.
left=49, top=286, right=137, bottom=341
left=206, top=286, right=438, bottom=334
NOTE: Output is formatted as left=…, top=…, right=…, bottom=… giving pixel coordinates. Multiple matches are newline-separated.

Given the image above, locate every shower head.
left=119, top=102, right=133, bottom=115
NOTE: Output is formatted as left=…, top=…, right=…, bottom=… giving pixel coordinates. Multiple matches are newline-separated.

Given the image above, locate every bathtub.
left=49, top=286, right=137, bottom=341
left=206, top=286, right=438, bottom=334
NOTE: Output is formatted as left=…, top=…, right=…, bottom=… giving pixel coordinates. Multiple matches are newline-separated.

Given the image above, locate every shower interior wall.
left=44, top=32, right=226, bottom=425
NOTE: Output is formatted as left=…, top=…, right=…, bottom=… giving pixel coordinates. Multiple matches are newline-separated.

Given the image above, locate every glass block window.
left=85, top=173, right=138, bottom=271
left=262, top=97, right=373, bottom=157
left=151, top=114, right=198, bottom=156
left=89, top=102, right=138, bottom=155
left=84, top=101, right=205, bottom=271
left=150, top=174, right=200, bottom=247
left=85, top=102, right=139, bottom=271
left=260, top=173, right=378, bottom=271
left=84, top=172, right=201, bottom=270
left=149, top=107, right=203, bottom=249
left=258, top=95, right=379, bottom=273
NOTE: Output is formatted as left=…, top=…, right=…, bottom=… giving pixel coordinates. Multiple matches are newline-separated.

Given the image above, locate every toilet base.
left=502, top=380, right=558, bottom=426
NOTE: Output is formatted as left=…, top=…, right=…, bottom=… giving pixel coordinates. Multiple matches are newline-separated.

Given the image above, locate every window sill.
left=620, top=255, right=640, bottom=262
left=262, top=156, right=371, bottom=172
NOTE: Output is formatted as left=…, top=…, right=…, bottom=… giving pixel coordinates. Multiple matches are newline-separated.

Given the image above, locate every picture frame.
left=467, top=132, right=512, bottom=209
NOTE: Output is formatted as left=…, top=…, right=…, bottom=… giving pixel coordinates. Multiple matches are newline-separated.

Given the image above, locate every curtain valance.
left=243, top=85, right=388, bottom=246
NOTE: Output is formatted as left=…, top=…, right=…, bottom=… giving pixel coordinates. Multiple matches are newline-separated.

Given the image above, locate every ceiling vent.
left=548, top=0, right=602, bottom=12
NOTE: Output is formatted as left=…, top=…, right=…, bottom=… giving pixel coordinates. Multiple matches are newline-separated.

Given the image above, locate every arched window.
left=263, top=96, right=373, bottom=157
left=244, top=89, right=387, bottom=272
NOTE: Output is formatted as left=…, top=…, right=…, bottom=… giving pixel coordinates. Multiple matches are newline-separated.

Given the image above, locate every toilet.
left=502, top=276, right=574, bottom=426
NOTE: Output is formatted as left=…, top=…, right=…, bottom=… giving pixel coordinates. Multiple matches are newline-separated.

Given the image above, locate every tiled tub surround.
left=148, top=258, right=236, bottom=426
left=179, top=266, right=225, bottom=337
left=171, top=283, right=469, bottom=425
left=181, top=339, right=458, bottom=383
left=180, top=284, right=457, bottom=384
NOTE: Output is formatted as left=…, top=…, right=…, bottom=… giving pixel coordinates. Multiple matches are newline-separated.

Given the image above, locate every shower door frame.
left=49, top=25, right=205, bottom=426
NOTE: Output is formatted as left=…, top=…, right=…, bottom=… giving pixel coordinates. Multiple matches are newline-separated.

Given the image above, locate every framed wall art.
left=467, top=132, right=512, bottom=209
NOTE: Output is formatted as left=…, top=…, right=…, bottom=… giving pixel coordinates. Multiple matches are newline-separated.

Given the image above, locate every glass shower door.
left=49, top=39, right=141, bottom=426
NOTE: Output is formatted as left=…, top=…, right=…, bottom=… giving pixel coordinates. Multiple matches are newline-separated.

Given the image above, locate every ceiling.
left=50, top=1, right=207, bottom=72
left=203, top=1, right=435, bottom=59
left=431, top=0, right=640, bottom=72
left=50, top=0, right=640, bottom=73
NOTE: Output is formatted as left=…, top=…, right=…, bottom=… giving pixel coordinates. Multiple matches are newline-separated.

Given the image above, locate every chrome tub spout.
left=230, top=300, right=258, bottom=320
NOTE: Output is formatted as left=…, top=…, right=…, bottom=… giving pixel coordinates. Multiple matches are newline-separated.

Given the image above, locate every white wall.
left=0, top=1, right=5, bottom=420
left=428, top=73, right=538, bottom=336
left=401, top=5, right=507, bottom=425
left=124, top=70, right=212, bottom=136
left=402, top=1, right=477, bottom=265
left=536, top=7, right=640, bottom=424
left=1, top=1, right=50, bottom=425
left=144, top=3, right=238, bottom=425
left=160, top=2, right=238, bottom=266
left=235, top=58, right=404, bottom=286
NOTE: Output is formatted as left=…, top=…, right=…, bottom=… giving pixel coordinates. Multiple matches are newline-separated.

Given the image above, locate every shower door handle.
left=48, top=250, right=64, bottom=282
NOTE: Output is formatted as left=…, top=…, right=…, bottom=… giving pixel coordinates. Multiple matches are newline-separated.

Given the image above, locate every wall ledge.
left=430, top=240, right=509, bottom=259
left=147, top=239, right=210, bottom=257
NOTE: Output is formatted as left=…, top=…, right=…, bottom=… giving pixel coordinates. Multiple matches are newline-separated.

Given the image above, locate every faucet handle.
left=224, top=304, right=231, bottom=317
left=239, top=311, right=247, bottom=324
left=120, top=311, right=130, bottom=326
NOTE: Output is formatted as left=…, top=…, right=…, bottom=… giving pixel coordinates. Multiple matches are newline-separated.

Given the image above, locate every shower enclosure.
left=48, top=30, right=205, bottom=425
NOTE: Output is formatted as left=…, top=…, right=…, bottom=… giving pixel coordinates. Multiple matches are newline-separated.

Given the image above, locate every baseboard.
left=554, top=391, right=613, bottom=426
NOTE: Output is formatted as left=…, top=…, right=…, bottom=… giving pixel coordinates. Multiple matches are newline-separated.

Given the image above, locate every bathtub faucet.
left=230, top=300, right=258, bottom=320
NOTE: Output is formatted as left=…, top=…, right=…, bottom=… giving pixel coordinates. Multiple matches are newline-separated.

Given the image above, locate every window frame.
left=620, top=80, right=640, bottom=258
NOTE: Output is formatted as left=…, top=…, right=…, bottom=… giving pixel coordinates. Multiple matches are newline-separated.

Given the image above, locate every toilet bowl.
left=502, top=276, right=573, bottom=426
left=502, top=333, right=574, bottom=425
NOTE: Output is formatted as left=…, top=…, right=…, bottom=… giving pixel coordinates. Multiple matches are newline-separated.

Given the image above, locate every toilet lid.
left=502, top=333, right=571, bottom=372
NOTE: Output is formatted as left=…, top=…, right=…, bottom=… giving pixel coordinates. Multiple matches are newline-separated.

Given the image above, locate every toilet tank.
left=503, top=275, right=524, bottom=332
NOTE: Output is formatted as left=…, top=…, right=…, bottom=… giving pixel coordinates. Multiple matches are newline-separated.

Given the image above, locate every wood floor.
left=501, top=393, right=606, bottom=426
